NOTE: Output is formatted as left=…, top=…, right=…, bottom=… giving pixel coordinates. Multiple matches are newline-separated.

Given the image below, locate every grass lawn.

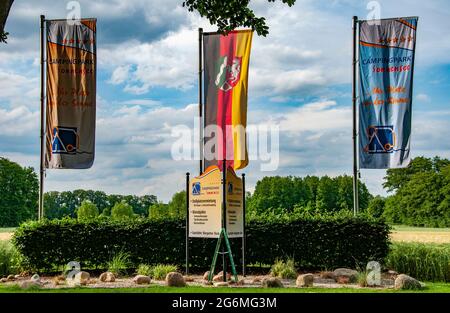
left=0, top=228, right=15, bottom=233
left=0, top=283, right=449, bottom=293
left=392, top=225, right=450, bottom=232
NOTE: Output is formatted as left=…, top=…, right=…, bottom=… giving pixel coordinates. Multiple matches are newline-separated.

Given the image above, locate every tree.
left=0, top=158, right=38, bottom=226
left=168, top=191, right=186, bottom=218
left=76, top=200, right=99, bottom=221
left=0, top=0, right=14, bottom=43
left=367, top=196, right=385, bottom=219
left=383, top=156, right=450, bottom=227
left=148, top=202, right=169, bottom=219
left=111, top=201, right=134, bottom=220
left=182, top=0, right=296, bottom=36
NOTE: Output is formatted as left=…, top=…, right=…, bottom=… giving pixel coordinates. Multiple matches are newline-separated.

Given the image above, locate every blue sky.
left=1, top=0, right=450, bottom=201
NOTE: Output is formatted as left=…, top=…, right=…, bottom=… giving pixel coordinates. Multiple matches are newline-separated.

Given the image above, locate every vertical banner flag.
left=203, top=30, right=253, bottom=171
left=45, top=19, right=97, bottom=169
left=359, top=17, right=418, bottom=168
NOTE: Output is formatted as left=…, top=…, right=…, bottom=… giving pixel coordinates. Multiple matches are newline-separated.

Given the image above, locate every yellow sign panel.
left=189, top=166, right=222, bottom=238
left=226, top=169, right=243, bottom=238
left=188, top=166, right=244, bottom=238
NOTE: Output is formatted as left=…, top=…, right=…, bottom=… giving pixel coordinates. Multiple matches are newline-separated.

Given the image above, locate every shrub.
left=12, top=215, right=390, bottom=272
left=386, top=242, right=450, bottom=282
left=111, top=201, right=134, bottom=220
left=107, top=251, right=131, bottom=276
left=151, top=264, right=178, bottom=280
left=270, top=258, right=297, bottom=279
left=137, top=264, right=152, bottom=276
left=0, top=241, right=21, bottom=276
left=76, top=200, right=99, bottom=221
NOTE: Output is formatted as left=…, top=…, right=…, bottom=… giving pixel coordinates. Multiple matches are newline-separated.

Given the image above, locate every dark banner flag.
left=45, top=19, right=97, bottom=169
left=203, top=30, right=253, bottom=171
left=359, top=17, right=418, bottom=168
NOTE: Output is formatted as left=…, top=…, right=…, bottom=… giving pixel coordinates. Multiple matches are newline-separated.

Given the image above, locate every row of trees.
left=247, top=175, right=372, bottom=216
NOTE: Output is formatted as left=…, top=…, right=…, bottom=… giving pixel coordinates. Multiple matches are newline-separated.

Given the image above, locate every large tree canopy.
left=383, top=156, right=450, bottom=227
left=183, top=0, right=296, bottom=36
left=0, top=157, right=38, bottom=226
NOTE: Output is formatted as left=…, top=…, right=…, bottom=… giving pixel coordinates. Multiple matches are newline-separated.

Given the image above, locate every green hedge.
left=12, top=215, right=390, bottom=271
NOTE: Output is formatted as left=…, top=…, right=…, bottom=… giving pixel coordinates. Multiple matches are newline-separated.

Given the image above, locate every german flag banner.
left=203, top=30, right=253, bottom=171
left=45, top=19, right=96, bottom=169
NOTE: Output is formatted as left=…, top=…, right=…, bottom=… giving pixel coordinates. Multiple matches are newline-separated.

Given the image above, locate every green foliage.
left=107, top=251, right=131, bottom=276
left=148, top=202, right=169, bottom=219
left=248, top=175, right=372, bottom=216
left=270, top=258, right=297, bottom=279
left=44, top=190, right=157, bottom=219
left=168, top=191, right=186, bottom=218
left=367, top=196, right=385, bottom=219
left=76, top=200, right=99, bottom=221
left=0, top=158, right=38, bottom=227
left=151, top=264, right=178, bottom=280
left=182, top=0, right=296, bottom=36
left=137, top=264, right=153, bottom=276
left=386, top=242, right=450, bottom=282
left=111, top=201, right=135, bottom=221
left=13, top=215, right=390, bottom=271
left=0, top=241, right=21, bottom=276
left=382, top=156, right=450, bottom=227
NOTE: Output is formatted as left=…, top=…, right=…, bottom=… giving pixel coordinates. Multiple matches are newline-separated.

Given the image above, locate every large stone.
left=262, top=277, right=284, bottom=288
left=0, top=278, right=7, bottom=283
left=99, top=272, right=116, bottom=282
left=212, top=271, right=231, bottom=282
left=6, top=274, right=15, bottom=281
left=133, top=275, right=151, bottom=285
left=333, top=268, right=358, bottom=283
left=30, top=274, right=40, bottom=283
left=165, top=272, right=186, bottom=287
left=74, top=271, right=90, bottom=286
left=203, top=271, right=210, bottom=281
left=394, top=274, right=422, bottom=290
left=296, top=274, right=314, bottom=287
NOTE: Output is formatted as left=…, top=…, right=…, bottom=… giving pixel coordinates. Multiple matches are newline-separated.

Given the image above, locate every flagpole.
left=352, top=16, right=359, bottom=216
left=39, top=14, right=45, bottom=220
left=198, top=28, right=203, bottom=175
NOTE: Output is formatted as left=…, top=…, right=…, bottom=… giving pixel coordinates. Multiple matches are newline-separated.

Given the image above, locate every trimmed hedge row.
left=13, top=215, right=390, bottom=271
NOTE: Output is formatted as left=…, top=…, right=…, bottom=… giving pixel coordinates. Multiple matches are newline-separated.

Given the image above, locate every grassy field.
left=0, top=283, right=449, bottom=293
left=390, top=225, right=450, bottom=243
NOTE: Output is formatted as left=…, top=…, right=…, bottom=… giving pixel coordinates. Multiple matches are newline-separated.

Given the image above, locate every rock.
left=203, top=271, right=210, bottom=281
left=296, top=273, right=314, bottom=287
left=333, top=268, right=358, bottom=283
left=229, top=278, right=245, bottom=286
left=20, top=281, right=41, bottom=289
left=262, top=277, right=284, bottom=288
left=214, top=282, right=229, bottom=287
left=133, top=275, right=151, bottom=285
left=212, top=271, right=231, bottom=282
left=165, top=272, right=186, bottom=287
left=394, top=274, right=422, bottom=290
left=99, top=272, right=115, bottom=282
left=31, top=274, right=40, bottom=283
left=6, top=274, right=15, bottom=281
left=14, top=274, right=21, bottom=279
left=203, top=280, right=213, bottom=286
left=0, top=278, right=7, bottom=283
left=52, top=275, right=66, bottom=286
left=251, top=277, right=262, bottom=284
left=184, top=276, right=195, bottom=282
left=74, top=271, right=90, bottom=286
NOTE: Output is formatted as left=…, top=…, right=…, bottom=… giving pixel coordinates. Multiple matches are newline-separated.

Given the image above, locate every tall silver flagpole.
left=352, top=16, right=359, bottom=216
left=39, top=14, right=45, bottom=220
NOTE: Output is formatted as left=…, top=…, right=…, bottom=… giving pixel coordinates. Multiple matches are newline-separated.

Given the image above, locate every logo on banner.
left=215, top=56, right=242, bottom=91
left=192, top=182, right=201, bottom=195
left=364, top=125, right=396, bottom=153
left=51, top=126, right=79, bottom=154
